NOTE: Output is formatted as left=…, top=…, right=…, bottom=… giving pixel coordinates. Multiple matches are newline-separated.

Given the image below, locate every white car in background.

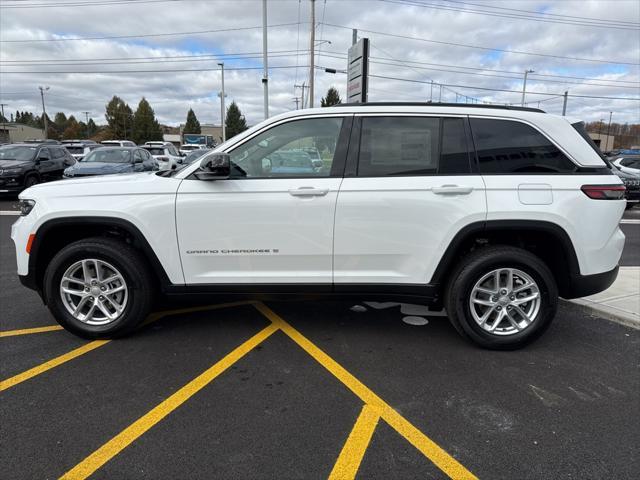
left=63, top=143, right=102, bottom=161
left=179, top=144, right=206, bottom=156
left=141, top=144, right=182, bottom=170
left=612, top=156, right=640, bottom=176
left=101, top=140, right=136, bottom=147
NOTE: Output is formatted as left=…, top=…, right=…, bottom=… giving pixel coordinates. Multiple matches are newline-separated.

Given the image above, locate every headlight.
left=1, top=168, right=22, bottom=176
left=18, top=199, right=36, bottom=216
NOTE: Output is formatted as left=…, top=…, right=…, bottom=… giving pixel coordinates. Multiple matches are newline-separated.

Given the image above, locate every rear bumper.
left=562, top=265, right=619, bottom=299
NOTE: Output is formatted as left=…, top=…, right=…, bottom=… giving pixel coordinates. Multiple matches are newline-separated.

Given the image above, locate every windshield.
left=82, top=149, right=131, bottom=163
left=0, top=145, right=37, bottom=161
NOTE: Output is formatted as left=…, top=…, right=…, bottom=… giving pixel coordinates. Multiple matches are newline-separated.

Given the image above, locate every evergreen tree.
left=87, top=118, right=98, bottom=137
left=225, top=102, right=248, bottom=139
left=105, top=95, right=133, bottom=139
left=320, top=87, right=342, bottom=107
left=132, top=97, right=163, bottom=144
left=183, top=108, right=201, bottom=134
left=54, top=112, right=68, bottom=131
left=62, top=117, right=83, bottom=140
left=15, top=111, right=21, bottom=123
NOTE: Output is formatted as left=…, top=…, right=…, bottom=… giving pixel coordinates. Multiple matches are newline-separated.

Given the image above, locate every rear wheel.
left=445, top=246, right=558, bottom=350
left=44, top=237, right=154, bottom=338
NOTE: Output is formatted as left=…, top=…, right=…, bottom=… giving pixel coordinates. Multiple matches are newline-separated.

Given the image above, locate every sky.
left=1, top=0, right=639, bottom=127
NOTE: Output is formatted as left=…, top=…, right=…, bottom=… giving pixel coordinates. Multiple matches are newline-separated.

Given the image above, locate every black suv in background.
left=0, top=143, right=75, bottom=193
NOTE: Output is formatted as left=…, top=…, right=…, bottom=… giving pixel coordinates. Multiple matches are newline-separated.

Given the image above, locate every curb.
left=562, top=299, right=640, bottom=330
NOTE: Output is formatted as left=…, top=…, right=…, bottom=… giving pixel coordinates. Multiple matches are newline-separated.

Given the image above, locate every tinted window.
left=144, top=148, right=166, bottom=156
left=358, top=117, right=440, bottom=176
left=470, top=118, right=578, bottom=174
left=229, top=117, right=343, bottom=178
left=52, top=148, right=65, bottom=159
left=440, top=118, right=471, bottom=174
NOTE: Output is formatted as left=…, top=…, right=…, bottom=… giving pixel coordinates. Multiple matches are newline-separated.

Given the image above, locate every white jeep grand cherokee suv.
left=11, top=104, right=626, bottom=349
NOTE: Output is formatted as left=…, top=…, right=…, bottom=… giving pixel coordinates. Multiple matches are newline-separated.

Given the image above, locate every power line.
left=1, top=0, right=185, bottom=8
left=0, top=65, right=307, bottom=74
left=378, top=0, right=640, bottom=30
left=321, top=22, right=640, bottom=65
left=319, top=67, right=640, bottom=101
left=0, top=22, right=302, bottom=43
left=443, top=0, right=640, bottom=26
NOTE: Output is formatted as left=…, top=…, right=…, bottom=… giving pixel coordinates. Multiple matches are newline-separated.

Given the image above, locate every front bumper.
left=0, top=175, right=25, bottom=192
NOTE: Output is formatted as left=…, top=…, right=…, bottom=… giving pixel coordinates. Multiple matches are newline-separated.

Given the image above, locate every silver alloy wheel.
left=469, top=268, right=541, bottom=336
left=59, top=259, right=128, bottom=325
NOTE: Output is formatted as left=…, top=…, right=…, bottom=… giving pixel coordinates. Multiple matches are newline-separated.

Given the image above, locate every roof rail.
left=334, top=102, right=545, bottom=113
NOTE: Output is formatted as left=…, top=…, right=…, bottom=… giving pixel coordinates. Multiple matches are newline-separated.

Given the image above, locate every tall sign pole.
left=262, top=0, right=269, bottom=119
left=347, top=37, right=369, bottom=103
left=218, top=62, right=226, bottom=142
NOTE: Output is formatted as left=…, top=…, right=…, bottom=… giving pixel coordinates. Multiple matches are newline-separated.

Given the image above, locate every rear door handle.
left=432, top=185, right=473, bottom=195
left=288, top=187, right=329, bottom=197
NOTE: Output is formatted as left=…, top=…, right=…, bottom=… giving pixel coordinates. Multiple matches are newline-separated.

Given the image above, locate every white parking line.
left=0, top=211, right=20, bottom=216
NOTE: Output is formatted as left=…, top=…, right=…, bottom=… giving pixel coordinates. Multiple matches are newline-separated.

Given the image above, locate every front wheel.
left=43, top=237, right=154, bottom=338
left=445, top=246, right=558, bottom=350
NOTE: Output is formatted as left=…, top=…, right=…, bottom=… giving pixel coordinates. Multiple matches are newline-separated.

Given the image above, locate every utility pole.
left=439, top=85, right=442, bottom=102
left=293, top=97, right=300, bottom=110
left=308, top=0, right=316, bottom=108
left=430, top=81, right=433, bottom=102
left=38, top=86, right=50, bottom=139
left=295, top=83, right=308, bottom=108
left=262, top=0, right=269, bottom=119
left=521, top=69, right=534, bottom=106
left=218, top=62, right=226, bottom=142
left=598, top=118, right=604, bottom=135
left=562, top=90, right=568, bottom=116
left=606, top=111, right=613, bottom=150
left=352, top=28, right=357, bottom=45
left=82, top=111, right=90, bottom=138
left=0, top=103, right=7, bottom=141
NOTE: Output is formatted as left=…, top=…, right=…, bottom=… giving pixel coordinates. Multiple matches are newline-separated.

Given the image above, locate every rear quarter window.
left=470, top=118, right=579, bottom=174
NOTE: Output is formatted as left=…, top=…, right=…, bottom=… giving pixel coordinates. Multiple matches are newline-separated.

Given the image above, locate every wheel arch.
left=28, top=216, right=171, bottom=297
left=431, top=220, right=580, bottom=298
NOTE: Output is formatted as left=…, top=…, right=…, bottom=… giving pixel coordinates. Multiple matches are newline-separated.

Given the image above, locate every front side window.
left=228, top=117, right=343, bottom=178
left=470, top=118, right=578, bottom=174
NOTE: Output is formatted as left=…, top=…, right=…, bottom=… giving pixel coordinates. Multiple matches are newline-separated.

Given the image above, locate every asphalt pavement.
left=1, top=207, right=639, bottom=479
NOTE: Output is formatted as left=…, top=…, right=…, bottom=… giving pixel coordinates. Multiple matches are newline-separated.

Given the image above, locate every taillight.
left=581, top=185, right=626, bottom=200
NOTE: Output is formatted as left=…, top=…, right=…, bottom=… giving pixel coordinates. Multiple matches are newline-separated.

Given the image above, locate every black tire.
left=24, top=174, right=39, bottom=188
left=43, top=237, right=154, bottom=339
left=445, top=246, right=558, bottom=350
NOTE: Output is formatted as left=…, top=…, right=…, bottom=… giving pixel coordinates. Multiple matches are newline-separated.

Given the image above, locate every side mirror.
left=194, top=153, right=231, bottom=180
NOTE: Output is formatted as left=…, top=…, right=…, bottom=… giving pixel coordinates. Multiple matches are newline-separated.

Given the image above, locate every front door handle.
left=432, top=185, right=473, bottom=195
left=288, top=187, right=329, bottom=197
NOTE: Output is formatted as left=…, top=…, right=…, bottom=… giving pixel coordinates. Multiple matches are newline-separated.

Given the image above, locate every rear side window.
left=357, top=117, right=471, bottom=176
left=470, top=118, right=578, bottom=174
left=51, top=148, right=65, bottom=159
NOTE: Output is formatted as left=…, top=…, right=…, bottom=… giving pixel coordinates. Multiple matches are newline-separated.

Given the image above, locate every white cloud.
left=1, top=0, right=638, bottom=126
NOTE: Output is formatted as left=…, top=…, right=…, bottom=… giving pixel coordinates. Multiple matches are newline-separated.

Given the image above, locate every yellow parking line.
left=0, top=325, right=64, bottom=338
left=254, top=302, right=477, bottom=480
left=59, top=323, right=279, bottom=480
left=329, top=404, right=381, bottom=480
left=0, top=340, right=110, bottom=392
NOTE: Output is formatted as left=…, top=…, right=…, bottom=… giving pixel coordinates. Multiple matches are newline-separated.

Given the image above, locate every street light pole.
left=38, top=86, right=50, bottom=139
left=218, top=62, right=226, bottom=142
left=262, top=0, right=269, bottom=119
left=308, top=0, right=315, bottom=108
left=521, top=69, right=534, bottom=107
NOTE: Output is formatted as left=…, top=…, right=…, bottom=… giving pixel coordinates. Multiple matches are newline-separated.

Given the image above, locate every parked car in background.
left=141, top=144, right=182, bottom=170
left=611, top=156, right=640, bottom=176
left=0, top=143, right=75, bottom=192
left=101, top=140, right=136, bottom=147
left=61, top=140, right=98, bottom=145
left=182, top=148, right=211, bottom=165
left=63, top=147, right=157, bottom=178
left=63, top=142, right=103, bottom=161
left=179, top=144, right=206, bottom=156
